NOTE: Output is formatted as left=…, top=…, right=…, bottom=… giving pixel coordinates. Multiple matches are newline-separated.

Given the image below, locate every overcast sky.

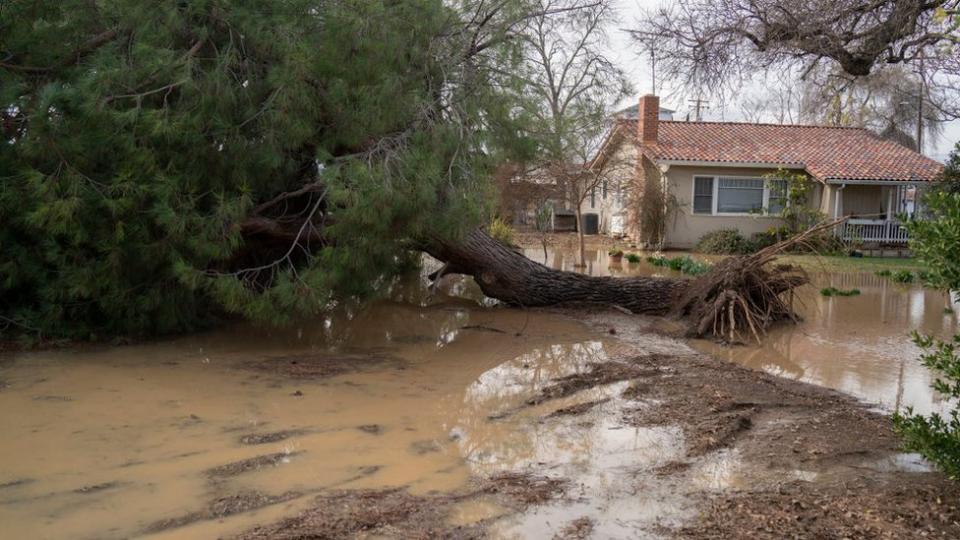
left=605, top=0, right=959, bottom=162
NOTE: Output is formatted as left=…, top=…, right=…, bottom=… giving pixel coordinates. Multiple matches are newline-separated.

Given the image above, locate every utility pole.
left=688, top=98, right=709, bottom=121
left=916, top=52, right=925, bottom=155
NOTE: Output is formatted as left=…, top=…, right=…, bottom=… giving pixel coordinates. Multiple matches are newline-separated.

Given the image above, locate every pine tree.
left=0, top=0, right=535, bottom=340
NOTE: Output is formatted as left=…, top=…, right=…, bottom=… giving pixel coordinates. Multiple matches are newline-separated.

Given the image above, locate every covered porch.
left=825, top=181, right=922, bottom=246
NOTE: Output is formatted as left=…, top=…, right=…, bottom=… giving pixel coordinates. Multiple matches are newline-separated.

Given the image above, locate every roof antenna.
left=688, top=97, right=709, bottom=121
left=649, top=49, right=656, bottom=95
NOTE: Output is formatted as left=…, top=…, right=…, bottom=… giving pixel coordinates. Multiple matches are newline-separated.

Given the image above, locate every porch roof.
left=619, top=120, right=945, bottom=183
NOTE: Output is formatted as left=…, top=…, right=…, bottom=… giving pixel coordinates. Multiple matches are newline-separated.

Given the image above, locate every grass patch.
left=775, top=255, right=925, bottom=273
left=820, top=287, right=861, bottom=297
left=646, top=255, right=711, bottom=276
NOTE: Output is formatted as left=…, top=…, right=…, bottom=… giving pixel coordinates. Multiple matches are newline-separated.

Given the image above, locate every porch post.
left=833, top=184, right=845, bottom=218
left=886, top=187, right=894, bottom=221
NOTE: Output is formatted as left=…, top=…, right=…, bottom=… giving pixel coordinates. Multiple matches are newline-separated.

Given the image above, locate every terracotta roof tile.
left=617, top=120, right=944, bottom=182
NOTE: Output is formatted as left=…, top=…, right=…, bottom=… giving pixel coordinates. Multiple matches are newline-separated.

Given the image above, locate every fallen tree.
left=426, top=220, right=842, bottom=343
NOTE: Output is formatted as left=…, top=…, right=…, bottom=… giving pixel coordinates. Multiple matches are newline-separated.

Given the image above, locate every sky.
left=604, top=0, right=959, bottom=162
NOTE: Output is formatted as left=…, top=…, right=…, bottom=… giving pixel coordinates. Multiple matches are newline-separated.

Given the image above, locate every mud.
left=233, top=473, right=566, bottom=540
left=145, top=490, right=304, bottom=534
left=554, top=516, right=596, bottom=539
left=205, top=452, right=305, bottom=479
left=679, top=476, right=960, bottom=539
left=544, top=397, right=611, bottom=418
left=524, top=359, right=660, bottom=406
left=238, top=429, right=310, bottom=446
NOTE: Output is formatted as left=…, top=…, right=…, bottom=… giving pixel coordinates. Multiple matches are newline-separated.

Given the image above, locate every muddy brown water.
left=0, top=251, right=956, bottom=538
left=527, top=246, right=960, bottom=415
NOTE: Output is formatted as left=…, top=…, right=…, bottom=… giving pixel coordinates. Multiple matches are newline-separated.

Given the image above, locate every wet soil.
left=145, top=490, right=305, bottom=534
left=233, top=473, right=566, bottom=539
left=205, top=452, right=305, bottom=479
left=679, top=476, right=960, bottom=539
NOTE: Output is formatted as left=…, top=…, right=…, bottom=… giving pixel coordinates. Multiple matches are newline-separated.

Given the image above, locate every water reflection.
left=693, top=272, right=959, bottom=415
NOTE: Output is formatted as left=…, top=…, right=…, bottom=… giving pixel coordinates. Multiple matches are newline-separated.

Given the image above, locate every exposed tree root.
left=673, top=219, right=844, bottom=343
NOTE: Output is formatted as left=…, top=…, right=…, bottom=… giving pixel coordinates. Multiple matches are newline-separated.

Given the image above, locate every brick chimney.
left=637, top=94, right=659, bottom=144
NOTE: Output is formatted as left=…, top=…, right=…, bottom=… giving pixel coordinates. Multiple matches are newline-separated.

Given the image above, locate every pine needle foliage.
left=0, top=0, right=534, bottom=340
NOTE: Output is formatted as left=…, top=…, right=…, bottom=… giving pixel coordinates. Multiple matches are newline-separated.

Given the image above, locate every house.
left=578, top=105, right=675, bottom=236
left=587, top=95, right=945, bottom=249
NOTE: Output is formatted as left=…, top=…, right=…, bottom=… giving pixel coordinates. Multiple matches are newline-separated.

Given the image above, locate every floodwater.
left=0, top=272, right=705, bottom=539
left=1, top=248, right=956, bottom=538
left=527, top=245, right=960, bottom=415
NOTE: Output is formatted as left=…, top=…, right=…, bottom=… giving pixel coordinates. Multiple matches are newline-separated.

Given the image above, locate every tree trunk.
left=574, top=206, right=585, bottom=267
left=426, top=224, right=820, bottom=341
left=426, top=228, right=689, bottom=315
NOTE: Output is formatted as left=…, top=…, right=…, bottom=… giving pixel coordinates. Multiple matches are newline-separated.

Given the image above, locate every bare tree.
left=515, top=0, right=631, bottom=266
left=630, top=0, right=960, bottom=119
left=547, top=148, right=632, bottom=266
left=797, top=64, right=946, bottom=149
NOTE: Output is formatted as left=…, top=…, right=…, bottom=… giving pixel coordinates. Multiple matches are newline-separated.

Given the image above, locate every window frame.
left=690, top=175, right=787, bottom=217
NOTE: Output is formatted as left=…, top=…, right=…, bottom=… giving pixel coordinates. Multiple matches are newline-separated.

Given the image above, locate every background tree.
left=0, top=0, right=554, bottom=340
left=631, top=1, right=960, bottom=122
left=936, top=142, right=960, bottom=194
left=513, top=0, right=631, bottom=267
left=797, top=65, right=945, bottom=150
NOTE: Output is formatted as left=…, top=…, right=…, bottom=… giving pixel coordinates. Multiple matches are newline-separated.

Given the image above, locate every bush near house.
left=695, top=229, right=752, bottom=255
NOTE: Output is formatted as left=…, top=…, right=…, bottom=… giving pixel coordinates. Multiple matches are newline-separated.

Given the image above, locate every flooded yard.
left=1, top=247, right=958, bottom=538
left=528, top=244, right=960, bottom=415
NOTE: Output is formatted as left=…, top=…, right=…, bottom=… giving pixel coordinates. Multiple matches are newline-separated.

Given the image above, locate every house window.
left=602, top=180, right=608, bottom=199
left=590, top=187, right=595, bottom=208
left=717, top=178, right=765, bottom=213
left=692, top=175, right=788, bottom=215
left=767, top=179, right=788, bottom=215
left=693, top=177, right=714, bottom=214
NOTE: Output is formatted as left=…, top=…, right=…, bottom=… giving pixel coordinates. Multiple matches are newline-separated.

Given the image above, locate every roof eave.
left=824, top=177, right=941, bottom=185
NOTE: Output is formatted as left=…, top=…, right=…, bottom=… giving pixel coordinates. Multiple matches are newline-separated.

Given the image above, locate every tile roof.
left=618, top=120, right=944, bottom=182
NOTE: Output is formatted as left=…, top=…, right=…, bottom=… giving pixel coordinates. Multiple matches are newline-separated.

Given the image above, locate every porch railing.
left=837, top=219, right=910, bottom=245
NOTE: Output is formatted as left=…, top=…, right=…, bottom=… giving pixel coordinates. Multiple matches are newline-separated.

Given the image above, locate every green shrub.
left=893, top=333, right=960, bottom=479
left=875, top=269, right=893, bottom=277
left=893, top=191, right=960, bottom=479
left=750, top=227, right=786, bottom=251
left=608, top=248, right=624, bottom=257
left=820, top=287, right=861, bottom=297
left=695, top=229, right=750, bottom=255
left=625, top=253, right=642, bottom=264
left=892, top=270, right=916, bottom=283
left=488, top=217, right=515, bottom=246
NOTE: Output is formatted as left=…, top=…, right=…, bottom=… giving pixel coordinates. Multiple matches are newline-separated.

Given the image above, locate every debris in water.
left=205, top=451, right=303, bottom=479
left=239, top=429, right=308, bottom=446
